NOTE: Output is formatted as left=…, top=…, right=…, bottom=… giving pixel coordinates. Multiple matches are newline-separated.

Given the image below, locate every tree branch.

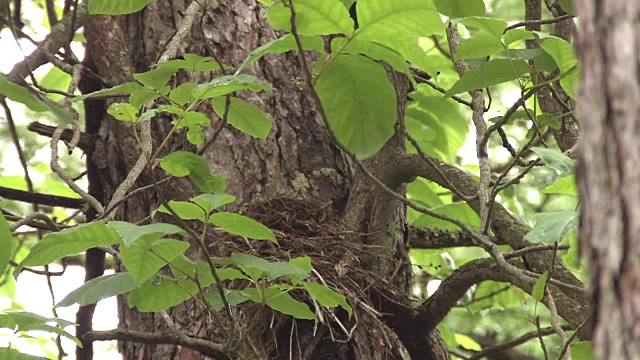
left=0, top=185, right=84, bottom=209
left=409, top=226, right=506, bottom=249
left=83, top=329, right=230, bottom=360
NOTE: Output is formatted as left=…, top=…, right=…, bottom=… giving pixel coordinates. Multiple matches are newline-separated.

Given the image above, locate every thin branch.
left=505, top=14, right=574, bottom=31
left=83, top=329, right=230, bottom=360
left=50, top=126, right=104, bottom=214
left=0, top=185, right=85, bottom=209
left=445, top=24, right=490, bottom=230
left=105, top=0, right=208, bottom=220
left=409, top=226, right=506, bottom=249
left=467, top=324, right=574, bottom=360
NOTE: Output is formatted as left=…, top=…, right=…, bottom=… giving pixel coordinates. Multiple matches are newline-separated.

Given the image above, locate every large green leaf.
left=538, top=36, right=579, bottom=98
left=315, top=55, right=397, bottom=159
left=543, top=175, right=578, bottom=196
left=331, top=38, right=412, bottom=79
left=0, top=348, right=49, bottom=360
left=525, top=211, right=578, bottom=244
left=230, top=253, right=307, bottom=281
left=209, top=213, right=277, bottom=243
left=191, top=193, right=236, bottom=214
left=108, top=221, right=186, bottom=247
left=120, top=238, right=190, bottom=285
left=303, top=282, right=352, bottom=317
left=434, top=0, right=485, bottom=17
left=356, top=0, right=445, bottom=41
left=205, top=289, right=251, bottom=312
left=455, top=33, right=505, bottom=60
left=445, top=59, right=530, bottom=97
left=57, top=272, right=138, bottom=307
left=160, top=151, right=227, bottom=193
left=128, top=274, right=215, bottom=312
left=89, top=0, right=155, bottom=15
left=413, top=202, right=480, bottom=230
left=134, top=66, right=176, bottom=90
left=193, top=74, right=272, bottom=99
left=238, top=34, right=325, bottom=73
left=459, top=17, right=507, bottom=38
left=0, top=213, right=13, bottom=275
left=0, top=74, right=72, bottom=122
left=532, top=271, right=549, bottom=301
left=531, top=147, right=575, bottom=176
left=21, top=221, right=121, bottom=267
left=242, top=286, right=315, bottom=319
left=0, top=311, right=79, bottom=346
left=155, top=201, right=206, bottom=221
left=73, top=82, right=143, bottom=101
left=212, top=97, right=273, bottom=139
left=266, top=0, right=355, bottom=36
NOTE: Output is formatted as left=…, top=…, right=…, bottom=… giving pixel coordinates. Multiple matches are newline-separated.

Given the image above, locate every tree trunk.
left=81, top=1, right=447, bottom=359
left=575, top=0, right=640, bottom=358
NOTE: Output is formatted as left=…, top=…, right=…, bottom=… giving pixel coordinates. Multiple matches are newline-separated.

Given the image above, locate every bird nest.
left=205, top=196, right=411, bottom=359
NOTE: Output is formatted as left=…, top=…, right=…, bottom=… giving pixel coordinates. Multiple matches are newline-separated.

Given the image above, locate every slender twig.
left=467, top=324, right=573, bottom=360
left=445, top=24, right=490, bottom=230
left=412, top=73, right=473, bottom=108
left=505, top=14, right=574, bottom=31
left=50, top=126, right=104, bottom=214
left=536, top=317, right=550, bottom=360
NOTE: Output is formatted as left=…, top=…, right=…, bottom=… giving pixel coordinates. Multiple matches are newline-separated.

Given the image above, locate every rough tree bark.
left=575, top=0, right=640, bottom=359
left=80, top=1, right=446, bottom=359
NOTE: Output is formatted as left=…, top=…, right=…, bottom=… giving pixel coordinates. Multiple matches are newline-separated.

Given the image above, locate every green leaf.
left=21, top=221, right=121, bottom=267
left=193, top=74, right=272, bottom=100
left=543, top=175, right=578, bottom=196
left=89, top=0, right=155, bottom=14
left=356, top=0, right=445, bottom=41
left=74, top=82, right=143, bottom=101
left=469, top=281, right=521, bottom=312
left=315, top=55, right=396, bottom=159
left=57, top=272, right=138, bottom=307
left=438, top=324, right=459, bottom=349
left=434, top=0, right=485, bottom=17
left=230, top=253, right=308, bottom=281
left=177, top=111, right=211, bottom=129
left=212, top=97, right=273, bottom=139
left=289, top=257, right=313, bottom=277
left=192, top=193, right=236, bottom=214
left=120, top=238, right=190, bottom=285
left=238, top=34, right=325, bottom=73
left=445, top=59, right=530, bottom=97
left=571, top=341, right=593, bottom=360
left=538, top=36, right=579, bottom=98
left=0, top=348, right=50, bottom=360
left=303, top=282, right=352, bottom=317
left=459, top=17, right=507, bottom=39
left=0, top=213, right=13, bottom=275
left=413, top=203, right=480, bottom=230
left=531, top=147, right=575, bottom=176
left=455, top=333, right=482, bottom=351
left=0, top=311, right=79, bottom=346
left=455, top=33, right=505, bottom=60
left=525, top=211, right=579, bottom=244
left=0, top=74, right=72, bottom=122
left=210, top=213, right=276, bottom=242
left=162, top=54, right=223, bottom=72
left=134, top=66, right=176, bottom=90
left=108, top=221, right=186, bottom=247
left=169, top=82, right=198, bottom=106
left=532, top=271, right=548, bottom=301
left=205, top=289, right=250, bottom=312
left=266, top=0, right=355, bottom=36
left=128, top=274, right=215, bottom=312
left=503, top=29, right=535, bottom=45
left=558, top=0, right=575, bottom=15
left=331, top=38, right=413, bottom=79
left=129, top=89, right=161, bottom=109
left=263, top=286, right=315, bottom=319
left=107, top=102, right=139, bottom=123
left=156, top=201, right=206, bottom=221
left=160, top=151, right=227, bottom=193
